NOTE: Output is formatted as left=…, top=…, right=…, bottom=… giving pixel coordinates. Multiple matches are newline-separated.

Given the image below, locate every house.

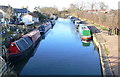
left=86, top=10, right=98, bottom=14
left=14, top=8, right=30, bottom=21
left=21, top=13, right=39, bottom=25
left=99, top=9, right=110, bottom=14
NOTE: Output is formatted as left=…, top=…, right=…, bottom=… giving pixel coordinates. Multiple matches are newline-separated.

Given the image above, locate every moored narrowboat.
left=79, top=24, right=91, bottom=40
left=75, top=20, right=81, bottom=26
left=7, top=29, right=41, bottom=62
left=39, top=22, right=52, bottom=33
left=50, top=18, right=56, bottom=26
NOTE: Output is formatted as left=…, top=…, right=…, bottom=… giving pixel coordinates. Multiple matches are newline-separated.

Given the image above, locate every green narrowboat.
left=79, top=24, right=91, bottom=40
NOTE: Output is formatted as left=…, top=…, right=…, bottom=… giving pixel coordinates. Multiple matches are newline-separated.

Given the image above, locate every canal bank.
left=92, top=33, right=113, bottom=76
left=81, top=19, right=119, bottom=76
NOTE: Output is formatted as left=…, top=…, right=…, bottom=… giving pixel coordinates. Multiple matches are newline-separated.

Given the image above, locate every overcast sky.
left=0, top=0, right=119, bottom=11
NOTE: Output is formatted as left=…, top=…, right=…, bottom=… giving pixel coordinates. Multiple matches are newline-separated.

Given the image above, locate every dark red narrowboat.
left=7, top=29, right=41, bottom=62
left=22, top=29, right=41, bottom=42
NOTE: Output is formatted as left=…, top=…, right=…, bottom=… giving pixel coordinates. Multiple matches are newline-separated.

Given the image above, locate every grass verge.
left=91, top=23, right=108, bottom=31
left=104, top=45, right=109, bottom=56
left=79, top=18, right=109, bottom=31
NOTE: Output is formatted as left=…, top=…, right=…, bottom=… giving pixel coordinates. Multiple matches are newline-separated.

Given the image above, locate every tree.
left=39, top=7, right=58, bottom=15
left=33, top=11, right=47, bottom=21
left=88, top=2, right=96, bottom=10
left=99, top=2, right=108, bottom=9
left=78, top=2, right=85, bottom=10
left=34, top=6, right=40, bottom=11
left=67, top=3, right=79, bottom=15
left=6, top=5, right=13, bottom=19
left=70, top=3, right=79, bottom=10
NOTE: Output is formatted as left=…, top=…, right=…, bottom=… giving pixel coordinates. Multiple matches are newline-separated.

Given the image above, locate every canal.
left=11, top=18, right=102, bottom=75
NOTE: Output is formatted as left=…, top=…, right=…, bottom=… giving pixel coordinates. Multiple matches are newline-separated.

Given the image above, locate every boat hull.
left=7, top=36, right=41, bottom=63
left=7, top=29, right=42, bottom=63
left=39, top=23, right=52, bottom=33
left=81, top=36, right=91, bottom=41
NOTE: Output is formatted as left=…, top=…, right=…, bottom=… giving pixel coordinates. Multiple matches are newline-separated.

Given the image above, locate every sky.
left=0, top=0, right=119, bottom=11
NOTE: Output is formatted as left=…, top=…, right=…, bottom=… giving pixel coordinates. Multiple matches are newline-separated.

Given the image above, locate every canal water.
left=12, top=18, right=102, bottom=75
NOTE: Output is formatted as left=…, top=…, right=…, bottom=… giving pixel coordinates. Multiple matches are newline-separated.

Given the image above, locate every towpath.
left=87, top=23, right=119, bottom=76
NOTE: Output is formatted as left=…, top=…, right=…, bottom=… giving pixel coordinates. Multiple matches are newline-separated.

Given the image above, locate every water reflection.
left=82, top=40, right=90, bottom=46
left=9, top=36, right=45, bottom=75
left=74, top=22, right=91, bottom=47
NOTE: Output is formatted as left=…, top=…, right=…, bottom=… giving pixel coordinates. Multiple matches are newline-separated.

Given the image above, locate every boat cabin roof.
left=22, top=29, right=40, bottom=37
left=81, top=25, right=89, bottom=30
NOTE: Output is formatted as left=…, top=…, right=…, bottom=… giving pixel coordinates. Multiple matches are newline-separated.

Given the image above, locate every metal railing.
left=0, top=56, right=7, bottom=77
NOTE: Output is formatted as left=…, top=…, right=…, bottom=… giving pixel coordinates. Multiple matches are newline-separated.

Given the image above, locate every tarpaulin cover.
left=15, top=38, right=29, bottom=52
left=22, top=36, right=33, bottom=46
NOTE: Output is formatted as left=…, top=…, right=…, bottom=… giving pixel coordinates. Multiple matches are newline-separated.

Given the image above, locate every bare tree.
left=67, top=3, right=79, bottom=15
left=39, top=7, right=58, bottom=15
left=89, top=2, right=96, bottom=10
left=34, top=6, right=40, bottom=11
left=99, top=2, right=108, bottom=9
left=77, top=2, right=85, bottom=10
left=6, top=5, right=13, bottom=19
left=69, top=3, right=79, bottom=11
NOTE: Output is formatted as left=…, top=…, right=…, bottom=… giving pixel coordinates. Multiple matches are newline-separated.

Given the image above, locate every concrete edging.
left=92, top=34, right=114, bottom=77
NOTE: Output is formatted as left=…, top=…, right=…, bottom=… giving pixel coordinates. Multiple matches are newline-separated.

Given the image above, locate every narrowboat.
left=39, top=22, right=52, bottom=33
left=74, top=20, right=81, bottom=26
left=70, top=16, right=75, bottom=22
left=7, top=29, right=41, bottom=62
left=50, top=18, right=56, bottom=26
left=79, top=24, right=91, bottom=40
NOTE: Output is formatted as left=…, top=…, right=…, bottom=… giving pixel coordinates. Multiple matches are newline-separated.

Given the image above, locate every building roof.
left=100, top=9, right=107, bottom=11
left=14, top=8, right=30, bottom=13
left=21, top=13, right=38, bottom=17
left=28, top=13, right=38, bottom=17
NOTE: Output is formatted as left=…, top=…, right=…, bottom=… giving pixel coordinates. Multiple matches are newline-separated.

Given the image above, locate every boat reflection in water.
left=81, top=40, right=91, bottom=46
left=9, top=35, right=46, bottom=76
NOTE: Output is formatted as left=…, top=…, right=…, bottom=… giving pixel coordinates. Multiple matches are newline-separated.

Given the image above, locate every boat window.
left=16, top=39, right=29, bottom=52
left=23, top=36, right=33, bottom=46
